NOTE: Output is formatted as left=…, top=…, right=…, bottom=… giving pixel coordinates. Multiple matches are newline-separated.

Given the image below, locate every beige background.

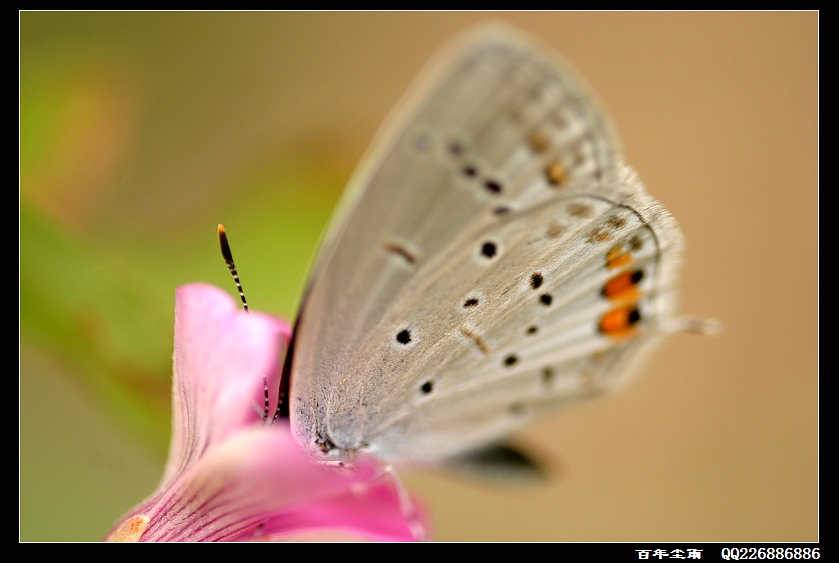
left=20, top=12, right=817, bottom=542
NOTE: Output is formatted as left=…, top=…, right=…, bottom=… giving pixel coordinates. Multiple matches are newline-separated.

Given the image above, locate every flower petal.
left=242, top=480, right=429, bottom=542
left=109, top=424, right=385, bottom=542
left=164, top=284, right=290, bottom=487
left=105, top=284, right=429, bottom=542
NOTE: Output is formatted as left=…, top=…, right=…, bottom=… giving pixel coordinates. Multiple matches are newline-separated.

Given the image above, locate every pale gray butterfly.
left=270, top=24, right=712, bottom=479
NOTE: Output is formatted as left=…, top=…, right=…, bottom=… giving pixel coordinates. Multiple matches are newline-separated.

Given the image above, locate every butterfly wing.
left=286, top=26, right=684, bottom=466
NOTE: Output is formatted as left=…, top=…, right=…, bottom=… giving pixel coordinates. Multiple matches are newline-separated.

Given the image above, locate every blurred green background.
left=20, top=12, right=818, bottom=542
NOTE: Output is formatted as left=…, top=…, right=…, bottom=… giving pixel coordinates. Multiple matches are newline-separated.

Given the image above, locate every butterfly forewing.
left=287, top=27, right=683, bottom=465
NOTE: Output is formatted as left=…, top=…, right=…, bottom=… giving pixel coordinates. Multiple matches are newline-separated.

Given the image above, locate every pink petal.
left=242, top=480, right=430, bottom=542
left=110, top=424, right=386, bottom=542
left=163, top=284, right=290, bottom=486
left=105, top=283, right=429, bottom=542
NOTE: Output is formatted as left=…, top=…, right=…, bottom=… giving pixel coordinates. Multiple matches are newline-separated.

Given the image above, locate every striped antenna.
left=218, top=224, right=248, bottom=313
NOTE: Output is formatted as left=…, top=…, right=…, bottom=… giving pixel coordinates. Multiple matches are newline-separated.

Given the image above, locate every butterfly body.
left=281, top=26, right=687, bottom=470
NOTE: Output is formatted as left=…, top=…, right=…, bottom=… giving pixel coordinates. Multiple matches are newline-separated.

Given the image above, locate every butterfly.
left=247, top=24, right=712, bottom=480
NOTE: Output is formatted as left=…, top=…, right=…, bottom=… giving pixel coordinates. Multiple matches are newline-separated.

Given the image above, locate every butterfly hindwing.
left=286, top=26, right=683, bottom=466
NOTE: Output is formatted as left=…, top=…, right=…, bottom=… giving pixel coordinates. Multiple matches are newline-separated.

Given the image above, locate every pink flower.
left=105, top=284, right=426, bottom=542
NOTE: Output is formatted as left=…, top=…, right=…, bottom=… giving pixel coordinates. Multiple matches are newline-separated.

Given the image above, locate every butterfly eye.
left=420, top=381, right=434, bottom=395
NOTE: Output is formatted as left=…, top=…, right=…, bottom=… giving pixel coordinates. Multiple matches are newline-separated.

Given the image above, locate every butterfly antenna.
left=262, top=375, right=271, bottom=422
left=218, top=224, right=249, bottom=313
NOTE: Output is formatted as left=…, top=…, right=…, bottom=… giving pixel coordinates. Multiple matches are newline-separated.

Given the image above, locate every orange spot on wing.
left=602, top=270, right=643, bottom=301
left=599, top=305, right=641, bottom=338
left=545, top=161, right=568, bottom=186
left=606, top=252, right=632, bottom=269
left=605, top=244, right=633, bottom=269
